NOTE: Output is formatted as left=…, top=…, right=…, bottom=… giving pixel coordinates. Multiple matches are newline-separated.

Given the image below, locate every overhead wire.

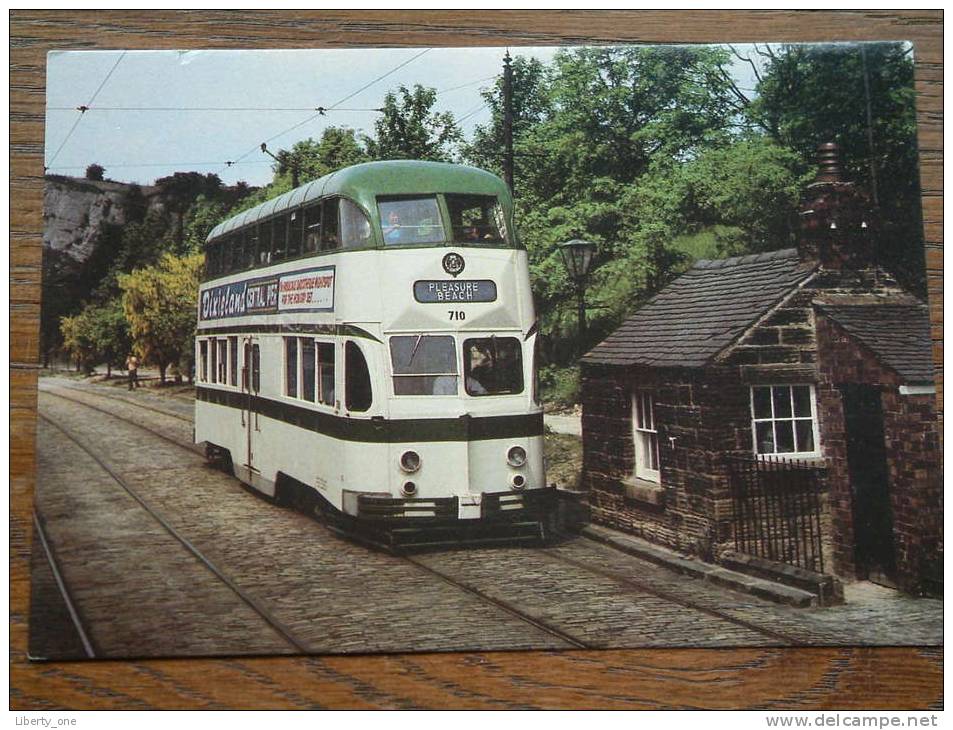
left=221, top=47, right=434, bottom=175
left=45, top=48, right=498, bottom=181
left=46, top=51, right=126, bottom=169
left=47, top=106, right=385, bottom=113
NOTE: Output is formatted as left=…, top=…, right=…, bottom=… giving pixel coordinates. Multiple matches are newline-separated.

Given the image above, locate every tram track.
left=42, top=379, right=194, bottom=424
left=39, top=381, right=801, bottom=651
left=38, top=411, right=311, bottom=655
left=39, top=387, right=589, bottom=650
left=31, top=511, right=97, bottom=659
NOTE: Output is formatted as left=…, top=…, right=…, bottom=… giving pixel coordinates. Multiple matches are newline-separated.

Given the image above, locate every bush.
left=539, top=365, right=580, bottom=410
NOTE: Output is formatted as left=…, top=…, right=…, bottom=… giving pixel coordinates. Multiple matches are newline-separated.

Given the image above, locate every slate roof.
left=583, top=248, right=816, bottom=368
left=818, top=303, right=935, bottom=383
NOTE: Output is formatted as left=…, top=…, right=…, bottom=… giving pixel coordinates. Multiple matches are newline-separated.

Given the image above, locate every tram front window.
left=378, top=197, right=443, bottom=245
left=390, top=335, right=458, bottom=395
left=464, top=337, right=523, bottom=396
left=447, top=194, right=507, bottom=244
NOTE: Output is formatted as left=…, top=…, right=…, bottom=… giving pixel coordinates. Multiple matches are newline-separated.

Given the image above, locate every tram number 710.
left=448, top=310, right=466, bottom=321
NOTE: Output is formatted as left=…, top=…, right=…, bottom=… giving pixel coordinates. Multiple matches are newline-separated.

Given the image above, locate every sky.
left=45, top=45, right=762, bottom=188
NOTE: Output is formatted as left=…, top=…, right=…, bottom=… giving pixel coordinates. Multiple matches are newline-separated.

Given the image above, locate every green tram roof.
left=207, top=160, right=512, bottom=243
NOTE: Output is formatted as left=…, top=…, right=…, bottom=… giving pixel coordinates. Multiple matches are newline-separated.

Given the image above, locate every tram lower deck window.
left=464, top=337, right=523, bottom=396
left=389, top=335, right=458, bottom=395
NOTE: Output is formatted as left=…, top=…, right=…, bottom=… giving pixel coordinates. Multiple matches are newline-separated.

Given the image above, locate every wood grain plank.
left=10, top=10, right=942, bottom=710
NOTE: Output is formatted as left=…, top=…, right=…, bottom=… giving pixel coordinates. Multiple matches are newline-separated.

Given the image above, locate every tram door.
left=241, top=337, right=262, bottom=471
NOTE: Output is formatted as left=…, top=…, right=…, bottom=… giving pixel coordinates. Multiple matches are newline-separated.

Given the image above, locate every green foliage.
left=538, top=365, right=581, bottom=410
left=118, top=252, right=204, bottom=383
left=58, top=299, right=131, bottom=375
left=85, top=164, right=105, bottom=181
left=275, top=127, right=370, bottom=183
left=364, top=85, right=461, bottom=161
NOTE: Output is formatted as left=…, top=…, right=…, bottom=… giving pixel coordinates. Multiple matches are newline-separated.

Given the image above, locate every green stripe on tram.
left=195, top=386, right=543, bottom=443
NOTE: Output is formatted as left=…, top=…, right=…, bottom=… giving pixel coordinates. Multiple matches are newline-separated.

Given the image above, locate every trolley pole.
left=261, top=142, right=299, bottom=188
left=502, top=50, right=514, bottom=196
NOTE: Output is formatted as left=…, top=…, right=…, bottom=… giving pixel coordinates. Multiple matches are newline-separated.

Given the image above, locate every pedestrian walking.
left=125, top=353, right=140, bottom=390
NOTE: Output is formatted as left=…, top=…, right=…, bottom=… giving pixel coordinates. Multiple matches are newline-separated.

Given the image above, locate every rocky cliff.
left=43, top=175, right=166, bottom=263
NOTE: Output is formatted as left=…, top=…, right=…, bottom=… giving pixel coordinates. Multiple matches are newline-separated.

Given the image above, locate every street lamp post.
left=557, top=239, right=597, bottom=346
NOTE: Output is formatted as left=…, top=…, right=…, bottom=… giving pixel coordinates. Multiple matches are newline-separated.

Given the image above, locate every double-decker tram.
left=195, top=160, right=554, bottom=547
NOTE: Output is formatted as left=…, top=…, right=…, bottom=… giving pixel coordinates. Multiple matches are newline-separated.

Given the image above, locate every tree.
left=83, top=299, right=132, bottom=378
left=465, top=55, right=552, bottom=183
left=155, top=172, right=224, bottom=252
left=274, top=127, right=370, bottom=184
left=85, top=163, right=105, bottom=181
left=119, top=252, right=203, bottom=384
left=751, top=42, right=923, bottom=295
left=59, top=313, right=95, bottom=373
left=364, top=85, right=461, bottom=161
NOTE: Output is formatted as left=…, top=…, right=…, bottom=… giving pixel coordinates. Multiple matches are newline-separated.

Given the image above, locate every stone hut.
left=580, top=144, right=941, bottom=595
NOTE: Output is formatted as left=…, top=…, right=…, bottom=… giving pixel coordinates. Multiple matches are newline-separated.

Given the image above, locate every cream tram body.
left=194, top=161, right=550, bottom=527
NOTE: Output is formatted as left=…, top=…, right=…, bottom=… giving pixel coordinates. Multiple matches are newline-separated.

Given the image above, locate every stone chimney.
left=798, top=142, right=875, bottom=269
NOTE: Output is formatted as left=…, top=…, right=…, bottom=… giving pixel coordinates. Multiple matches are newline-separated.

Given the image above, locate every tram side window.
left=205, top=243, right=220, bottom=278
left=233, top=231, right=248, bottom=271
left=272, top=217, right=287, bottom=262
left=209, top=338, right=218, bottom=384
left=340, top=199, right=373, bottom=249
left=464, top=337, right=523, bottom=396
left=317, top=342, right=335, bottom=406
left=321, top=198, right=340, bottom=251
left=446, top=194, right=507, bottom=245
left=345, top=341, right=372, bottom=412
left=303, top=203, right=321, bottom=253
left=246, top=227, right=260, bottom=268
left=389, top=335, right=458, bottom=396
left=228, top=336, right=238, bottom=386
left=251, top=344, right=261, bottom=392
left=217, top=339, right=227, bottom=383
left=221, top=237, right=233, bottom=274
left=287, top=210, right=303, bottom=259
left=301, top=339, right=316, bottom=402
left=199, top=340, right=208, bottom=382
left=378, top=196, right=444, bottom=245
left=259, top=220, right=273, bottom=265
left=285, top=337, right=298, bottom=397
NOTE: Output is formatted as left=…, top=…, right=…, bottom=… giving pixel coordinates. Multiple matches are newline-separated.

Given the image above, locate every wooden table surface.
left=10, top=10, right=943, bottom=710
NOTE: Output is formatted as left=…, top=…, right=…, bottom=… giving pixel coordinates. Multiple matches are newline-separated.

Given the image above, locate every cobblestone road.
left=32, top=377, right=942, bottom=660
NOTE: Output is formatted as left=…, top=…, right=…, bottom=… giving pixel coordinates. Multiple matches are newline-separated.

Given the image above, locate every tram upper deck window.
left=340, top=199, right=373, bottom=249
left=389, top=335, right=458, bottom=396
left=447, top=194, right=507, bottom=245
left=259, top=219, right=273, bottom=265
left=272, top=217, right=287, bottom=262
left=321, top=198, right=340, bottom=251
left=464, top=337, right=523, bottom=396
left=303, top=204, right=321, bottom=253
left=378, top=197, right=443, bottom=246
left=287, top=210, right=303, bottom=258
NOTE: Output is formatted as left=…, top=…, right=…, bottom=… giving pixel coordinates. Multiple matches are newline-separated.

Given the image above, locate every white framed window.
left=216, top=339, right=227, bottom=384
left=632, top=390, right=660, bottom=483
left=198, top=340, right=208, bottom=383
left=750, top=384, right=820, bottom=458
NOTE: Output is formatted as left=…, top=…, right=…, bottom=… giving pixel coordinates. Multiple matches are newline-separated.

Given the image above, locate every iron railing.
left=727, top=455, right=825, bottom=573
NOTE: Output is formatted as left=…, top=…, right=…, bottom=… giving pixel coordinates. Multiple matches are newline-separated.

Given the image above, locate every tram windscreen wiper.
left=408, top=333, right=423, bottom=367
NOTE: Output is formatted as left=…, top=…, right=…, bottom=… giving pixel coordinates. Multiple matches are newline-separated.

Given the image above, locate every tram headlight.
left=506, top=446, right=527, bottom=468
left=401, top=481, right=418, bottom=497
left=511, top=474, right=526, bottom=490
left=399, top=450, right=421, bottom=473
